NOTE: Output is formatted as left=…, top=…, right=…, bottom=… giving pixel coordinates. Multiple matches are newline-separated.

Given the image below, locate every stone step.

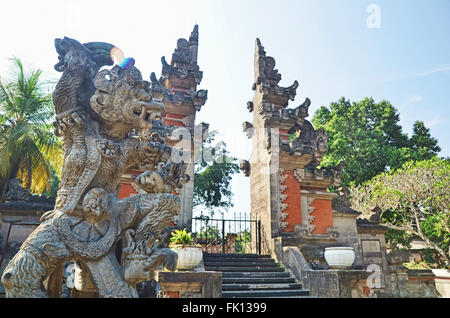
left=203, top=261, right=278, bottom=267
left=203, top=253, right=271, bottom=259
left=222, top=271, right=291, bottom=278
left=223, top=283, right=303, bottom=291
left=203, top=257, right=275, bottom=264
left=270, top=296, right=318, bottom=298
left=222, top=289, right=310, bottom=298
left=203, top=258, right=273, bottom=263
left=223, top=277, right=296, bottom=284
left=203, top=253, right=310, bottom=298
left=205, top=266, right=285, bottom=272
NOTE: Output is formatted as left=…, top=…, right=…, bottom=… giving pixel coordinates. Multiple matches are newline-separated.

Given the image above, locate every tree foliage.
left=312, top=97, right=440, bottom=187
left=351, top=158, right=450, bottom=266
left=193, top=130, right=240, bottom=215
left=0, top=58, right=62, bottom=195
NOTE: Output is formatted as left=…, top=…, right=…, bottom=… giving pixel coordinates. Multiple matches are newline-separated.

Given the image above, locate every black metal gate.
left=192, top=213, right=261, bottom=255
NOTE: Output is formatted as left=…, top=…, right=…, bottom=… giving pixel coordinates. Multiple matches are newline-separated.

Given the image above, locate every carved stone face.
left=82, top=188, right=110, bottom=223
left=265, top=56, right=275, bottom=70
left=90, top=65, right=164, bottom=135
left=313, top=128, right=328, bottom=164
left=315, top=128, right=328, bottom=153
left=177, top=38, right=189, bottom=50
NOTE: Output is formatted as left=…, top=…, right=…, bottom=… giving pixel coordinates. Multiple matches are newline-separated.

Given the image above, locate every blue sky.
left=1, top=0, right=449, bottom=215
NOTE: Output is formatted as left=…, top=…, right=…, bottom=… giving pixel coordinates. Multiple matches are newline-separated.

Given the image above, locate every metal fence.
left=191, top=213, right=261, bottom=255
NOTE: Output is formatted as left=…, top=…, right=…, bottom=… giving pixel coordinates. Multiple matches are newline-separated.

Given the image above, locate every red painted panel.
left=281, top=170, right=302, bottom=232
left=310, top=198, right=333, bottom=234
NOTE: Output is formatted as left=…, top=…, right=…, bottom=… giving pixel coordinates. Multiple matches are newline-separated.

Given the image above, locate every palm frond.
left=0, top=57, right=61, bottom=194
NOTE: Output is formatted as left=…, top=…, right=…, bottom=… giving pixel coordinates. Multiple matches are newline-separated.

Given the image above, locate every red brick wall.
left=281, top=170, right=302, bottom=232
left=310, top=198, right=333, bottom=234
left=279, top=129, right=289, bottom=141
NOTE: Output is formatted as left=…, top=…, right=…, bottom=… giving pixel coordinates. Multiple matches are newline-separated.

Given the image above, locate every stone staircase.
left=203, top=253, right=310, bottom=298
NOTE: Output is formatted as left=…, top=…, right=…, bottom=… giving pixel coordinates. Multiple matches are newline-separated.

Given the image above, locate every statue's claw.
left=123, top=248, right=178, bottom=285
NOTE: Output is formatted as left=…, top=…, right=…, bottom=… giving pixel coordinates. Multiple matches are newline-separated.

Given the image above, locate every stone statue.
left=1, top=37, right=189, bottom=298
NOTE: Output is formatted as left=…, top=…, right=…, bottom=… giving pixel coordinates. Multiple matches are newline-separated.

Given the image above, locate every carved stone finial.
left=252, top=38, right=299, bottom=110
left=242, top=121, right=254, bottom=138
left=247, top=101, right=254, bottom=112
left=149, top=72, right=166, bottom=99
left=254, top=38, right=282, bottom=87
left=171, top=25, right=199, bottom=66
left=239, top=159, right=251, bottom=177
left=189, top=24, right=199, bottom=43
left=297, top=97, right=310, bottom=119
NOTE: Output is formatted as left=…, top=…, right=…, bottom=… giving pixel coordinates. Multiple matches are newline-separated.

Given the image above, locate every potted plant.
left=324, top=247, right=355, bottom=269
left=169, top=228, right=203, bottom=270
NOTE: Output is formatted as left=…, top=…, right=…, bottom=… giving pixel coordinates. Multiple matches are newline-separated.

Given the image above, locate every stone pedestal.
left=157, top=271, right=222, bottom=298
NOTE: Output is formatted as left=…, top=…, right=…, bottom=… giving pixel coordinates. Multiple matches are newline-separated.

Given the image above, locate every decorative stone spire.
left=157, top=25, right=207, bottom=112
left=189, top=24, right=199, bottom=64
left=254, top=38, right=282, bottom=87
left=252, top=38, right=298, bottom=108
left=248, top=38, right=329, bottom=167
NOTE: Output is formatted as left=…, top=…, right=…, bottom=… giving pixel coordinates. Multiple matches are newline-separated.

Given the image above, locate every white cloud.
left=414, top=64, right=450, bottom=77
left=407, top=95, right=423, bottom=103
left=424, top=117, right=443, bottom=128
left=384, top=64, right=450, bottom=82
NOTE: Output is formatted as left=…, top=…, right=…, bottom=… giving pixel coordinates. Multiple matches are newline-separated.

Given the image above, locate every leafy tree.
left=235, top=230, right=251, bottom=254
left=403, top=121, right=441, bottom=162
left=0, top=58, right=61, bottom=196
left=197, top=225, right=221, bottom=240
left=193, top=130, right=240, bottom=216
left=351, top=158, right=450, bottom=266
left=312, top=97, right=440, bottom=187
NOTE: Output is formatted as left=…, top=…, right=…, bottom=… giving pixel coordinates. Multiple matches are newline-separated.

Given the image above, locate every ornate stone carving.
left=149, top=72, right=167, bottom=101
left=306, top=197, right=316, bottom=233
left=162, top=26, right=201, bottom=78
left=1, top=178, right=33, bottom=201
left=326, top=226, right=340, bottom=239
left=1, top=37, right=190, bottom=298
left=293, top=168, right=305, bottom=182
left=239, top=160, right=251, bottom=177
left=158, top=25, right=207, bottom=114
left=253, top=39, right=298, bottom=108
left=279, top=169, right=288, bottom=230
left=249, top=38, right=330, bottom=174
left=242, top=121, right=254, bottom=138
left=254, top=38, right=281, bottom=86
left=247, top=101, right=254, bottom=112
left=294, top=224, right=310, bottom=237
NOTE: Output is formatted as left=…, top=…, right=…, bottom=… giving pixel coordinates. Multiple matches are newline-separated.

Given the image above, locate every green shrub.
left=170, top=228, right=196, bottom=247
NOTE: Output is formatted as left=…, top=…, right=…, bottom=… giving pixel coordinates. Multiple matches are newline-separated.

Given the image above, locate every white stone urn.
left=324, top=247, right=355, bottom=269
left=170, top=245, right=203, bottom=270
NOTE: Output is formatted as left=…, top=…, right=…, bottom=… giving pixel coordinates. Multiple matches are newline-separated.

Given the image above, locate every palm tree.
left=0, top=57, right=62, bottom=196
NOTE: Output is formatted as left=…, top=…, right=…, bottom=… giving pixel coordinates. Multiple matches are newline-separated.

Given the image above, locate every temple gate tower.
left=119, top=25, right=208, bottom=231
left=241, top=39, right=352, bottom=264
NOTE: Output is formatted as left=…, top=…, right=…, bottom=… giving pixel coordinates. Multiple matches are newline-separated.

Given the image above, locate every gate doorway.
left=192, top=213, right=261, bottom=255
